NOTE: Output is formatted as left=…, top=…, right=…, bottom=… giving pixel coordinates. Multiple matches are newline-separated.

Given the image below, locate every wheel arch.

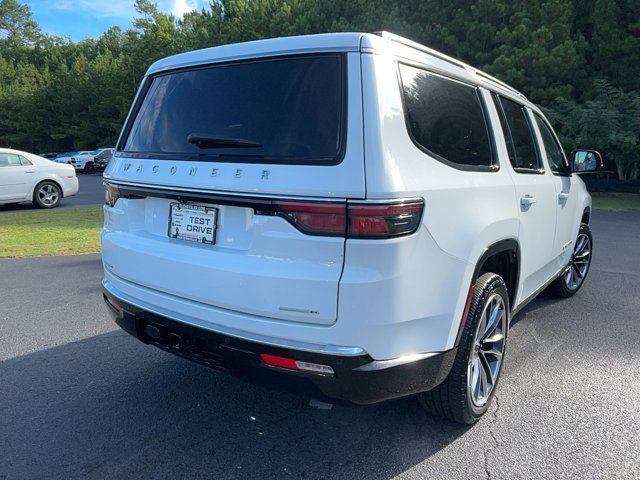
left=581, top=206, right=591, bottom=225
left=472, top=239, right=520, bottom=308
left=33, top=178, right=64, bottom=200
left=453, top=239, right=520, bottom=348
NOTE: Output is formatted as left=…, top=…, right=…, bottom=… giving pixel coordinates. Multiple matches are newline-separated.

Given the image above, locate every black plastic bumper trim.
left=102, top=288, right=456, bottom=405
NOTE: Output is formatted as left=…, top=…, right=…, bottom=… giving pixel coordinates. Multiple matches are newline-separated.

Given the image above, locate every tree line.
left=1, top=0, right=638, bottom=179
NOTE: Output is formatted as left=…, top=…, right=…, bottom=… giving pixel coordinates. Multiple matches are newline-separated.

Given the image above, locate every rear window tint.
left=399, top=64, right=495, bottom=170
left=121, top=55, right=346, bottom=165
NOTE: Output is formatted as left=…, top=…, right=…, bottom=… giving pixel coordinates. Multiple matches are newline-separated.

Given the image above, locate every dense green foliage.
left=1, top=0, right=639, bottom=178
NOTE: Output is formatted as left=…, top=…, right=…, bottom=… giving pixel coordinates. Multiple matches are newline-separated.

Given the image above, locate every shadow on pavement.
left=0, top=330, right=468, bottom=480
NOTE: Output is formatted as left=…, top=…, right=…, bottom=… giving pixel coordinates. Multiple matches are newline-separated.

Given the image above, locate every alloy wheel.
left=467, top=293, right=507, bottom=408
left=38, top=184, right=59, bottom=206
left=565, top=233, right=591, bottom=290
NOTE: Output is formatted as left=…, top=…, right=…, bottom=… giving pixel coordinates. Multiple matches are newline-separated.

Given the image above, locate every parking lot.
left=0, top=210, right=637, bottom=479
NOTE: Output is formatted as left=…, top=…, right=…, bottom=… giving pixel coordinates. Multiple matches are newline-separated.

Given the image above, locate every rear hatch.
left=102, top=51, right=365, bottom=325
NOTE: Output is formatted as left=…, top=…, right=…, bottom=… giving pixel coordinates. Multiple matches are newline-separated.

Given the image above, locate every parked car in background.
left=92, top=148, right=115, bottom=172
left=102, top=32, right=598, bottom=424
left=67, top=150, right=91, bottom=172
left=0, top=148, right=78, bottom=208
left=55, top=150, right=91, bottom=170
left=72, top=148, right=115, bottom=173
left=39, top=152, right=59, bottom=159
left=53, top=151, right=82, bottom=164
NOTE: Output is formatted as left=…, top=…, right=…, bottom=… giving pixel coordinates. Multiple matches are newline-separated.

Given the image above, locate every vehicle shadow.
left=510, top=289, right=558, bottom=327
left=0, top=330, right=470, bottom=480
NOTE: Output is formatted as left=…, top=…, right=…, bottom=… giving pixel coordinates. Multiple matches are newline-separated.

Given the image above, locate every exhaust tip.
left=143, top=324, right=161, bottom=340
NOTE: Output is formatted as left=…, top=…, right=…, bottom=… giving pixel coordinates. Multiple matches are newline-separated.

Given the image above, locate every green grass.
left=592, top=194, right=640, bottom=212
left=0, top=206, right=103, bottom=258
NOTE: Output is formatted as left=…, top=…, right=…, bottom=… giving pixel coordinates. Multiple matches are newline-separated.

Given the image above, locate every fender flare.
left=453, top=239, right=520, bottom=348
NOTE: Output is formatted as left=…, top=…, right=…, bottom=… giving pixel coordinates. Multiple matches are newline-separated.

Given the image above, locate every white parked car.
left=72, top=148, right=115, bottom=173
left=0, top=148, right=79, bottom=208
left=101, top=32, right=598, bottom=424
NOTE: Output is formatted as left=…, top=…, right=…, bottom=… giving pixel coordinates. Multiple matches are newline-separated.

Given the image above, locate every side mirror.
left=571, top=149, right=602, bottom=173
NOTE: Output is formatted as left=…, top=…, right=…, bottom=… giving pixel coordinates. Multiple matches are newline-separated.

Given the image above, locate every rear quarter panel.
left=357, top=52, right=519, bottom=351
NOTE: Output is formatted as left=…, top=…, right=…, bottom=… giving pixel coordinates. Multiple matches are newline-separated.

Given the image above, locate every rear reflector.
left=459, top=285, right=475, bottom=331
left=260, top=354, right=335, bottom=375
left=104, top=295, right=122, bottom=314
left=257, top=198, right=423, bottom=238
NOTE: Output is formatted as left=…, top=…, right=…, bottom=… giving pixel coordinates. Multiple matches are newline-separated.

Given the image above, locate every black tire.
left=548, top=224, right=593, bottom=298
left=419, top=273, right=509, bottom=424
left=33, top=181, right=62, bottom=209
left=84, top=162, right=95, bottom=174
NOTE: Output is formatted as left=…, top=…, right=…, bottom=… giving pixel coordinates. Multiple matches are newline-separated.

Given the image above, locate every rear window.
left=120, top=54, right=346, bottom=165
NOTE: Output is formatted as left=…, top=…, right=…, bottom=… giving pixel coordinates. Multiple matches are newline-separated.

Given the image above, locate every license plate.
left=168, top=203, right=217, bottom=245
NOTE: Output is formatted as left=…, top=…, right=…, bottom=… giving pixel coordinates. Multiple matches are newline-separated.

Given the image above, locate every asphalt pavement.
left=0, top=173, right=104, bottom=212
left=0, top=211, right=638, bottom=479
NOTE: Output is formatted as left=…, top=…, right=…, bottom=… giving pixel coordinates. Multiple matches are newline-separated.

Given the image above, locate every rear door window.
left=0, top=153, right=22, bottom=167
left=494, top=95, right=542, bottom=173
left=120, top=54, right=346, bottom=165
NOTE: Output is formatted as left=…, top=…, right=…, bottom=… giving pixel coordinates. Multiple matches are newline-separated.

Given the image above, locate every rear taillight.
left=273, top=201, right=346, bottom=236
left=348, top=200, right=424, bottom=238
left=104, top=183, right=120, bottom=207
left=257, top=198, right=424, bottom=239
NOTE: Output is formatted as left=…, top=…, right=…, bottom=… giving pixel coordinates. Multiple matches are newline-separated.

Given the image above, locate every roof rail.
left=373, top=31, right=527, bottom=101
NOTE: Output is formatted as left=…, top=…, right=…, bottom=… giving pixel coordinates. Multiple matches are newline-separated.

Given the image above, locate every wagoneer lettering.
left=102, top=32, right=597, bottom=424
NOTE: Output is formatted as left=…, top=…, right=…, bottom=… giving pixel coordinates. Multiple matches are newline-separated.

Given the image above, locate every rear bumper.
left=103, top=286, right=456, bottom=405
left=61, top=176, right=79, bottom=197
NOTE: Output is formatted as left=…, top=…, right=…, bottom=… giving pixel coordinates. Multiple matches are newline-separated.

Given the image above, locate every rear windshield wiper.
left=187, top=133, right=262, bottom=149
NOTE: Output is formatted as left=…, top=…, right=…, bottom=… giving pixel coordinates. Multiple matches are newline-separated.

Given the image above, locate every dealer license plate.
left=168, top=203, right=217, bottom=245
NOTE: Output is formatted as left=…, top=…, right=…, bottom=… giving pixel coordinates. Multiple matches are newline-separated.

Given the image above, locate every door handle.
left=558, top=192, right=570, bottom=200
left=25, top=169, right=36, bottom=173
left=520, top=195, right=537, bottom=206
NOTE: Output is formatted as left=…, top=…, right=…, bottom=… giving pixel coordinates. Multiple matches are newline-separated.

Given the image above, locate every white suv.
left=101, top=32, right=599, bottom=423
left=71, top=148, right=114, bottom=173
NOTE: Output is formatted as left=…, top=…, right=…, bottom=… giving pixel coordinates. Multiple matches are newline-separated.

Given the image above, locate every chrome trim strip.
left=102, top=278, right=366, bottom=357
left=354, top=352, right=442, bottom=371
left=105, top=180, right=424, bottom=207
left=104, top=179, right=348, bottom=203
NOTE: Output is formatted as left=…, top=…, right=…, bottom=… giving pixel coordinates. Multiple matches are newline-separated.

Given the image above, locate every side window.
left=399, top=64, right=495, bottom=169
left=533, top=114, right=567, bottom=173
left=19, top=156, right=33, bottom=166
left=494, top=95, right=542, bottom=173
left=0, top=153, right=22, bottom=167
